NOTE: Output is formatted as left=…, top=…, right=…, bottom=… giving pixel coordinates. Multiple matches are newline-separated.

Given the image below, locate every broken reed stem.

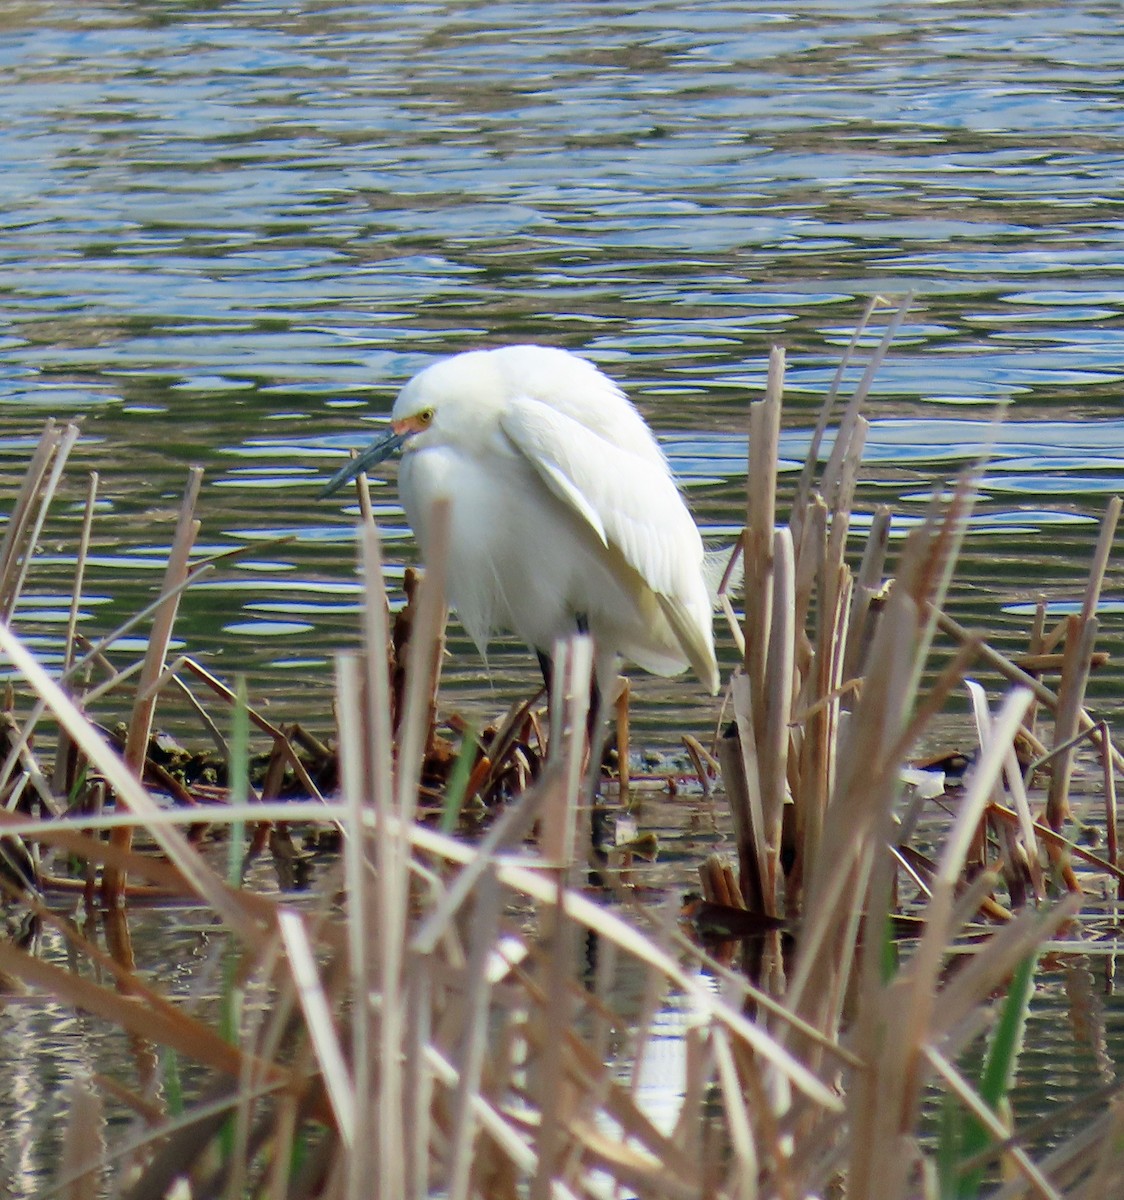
left=724, top=673, right=768, bottom=914
left=818, top=297, right=911, bottom=510
left=541, top=635, right=594, bottom=867
left=396, top=501, right=450, bottom=829
left=0, top=419, right=56, bottom=592
left=1102, top=721, right=1121, bottom=898
left=745, top=346, right=785, bottom=691
left=761, top=528, right=795, bottom=909
left=64, top=470, right=98, bottom=676
left=842, top=504, right=892, bottom=685
left=102, top=467, right=203, bottom=905
left=53, top=469, right=100, bottom=799
left=792, top=294, right=881, bottom=524
left=0, top=622, right=255, bottom=934
left=1082, top=495, right=1121, bottom=622
left=727, top=347, right=787, bottom=915
left=1045, top=624, right=1101, bottom=831
left=931, top=604, right=1124, bottom=777
left=1041, top=495, right=1122, bottom=829
left=356, top=520, right=407, bottom=1200
left=0, top=421, right=74, bottom=616
left=4, top=423, right=82, bottom=621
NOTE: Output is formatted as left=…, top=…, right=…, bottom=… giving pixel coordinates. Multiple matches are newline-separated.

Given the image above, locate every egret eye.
left=417, top=408, right=435, bottom=426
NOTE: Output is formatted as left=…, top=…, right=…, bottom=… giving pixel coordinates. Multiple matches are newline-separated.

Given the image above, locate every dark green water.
left=2, top=1, right=1124, bottom=1191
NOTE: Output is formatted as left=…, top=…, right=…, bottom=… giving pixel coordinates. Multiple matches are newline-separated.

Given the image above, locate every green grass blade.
left=225, top=675, right=249, bottom=889
left=979, top=950, right=1037, bottom=1108
left=440, top=722, right=477, bottom=834
left=942, top=948, right=1038, bottom=1198
left=162, top=1049, right=184, bottom=1119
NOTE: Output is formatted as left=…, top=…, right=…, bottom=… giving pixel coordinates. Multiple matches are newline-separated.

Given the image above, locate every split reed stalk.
left=102, top=467, right=203, bottom=904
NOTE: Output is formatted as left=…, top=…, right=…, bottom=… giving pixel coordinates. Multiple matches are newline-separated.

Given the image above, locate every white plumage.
left=322, top=344, right=719, bottom=694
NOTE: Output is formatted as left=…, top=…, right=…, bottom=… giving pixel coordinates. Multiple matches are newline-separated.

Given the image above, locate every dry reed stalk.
left=759, top=528, right=795, bottom=909
left=933, top=604, right=1124, bottom=779
left=335, top=650, right=376, bottom=1197
left=844, top=689, right=1034, bottom=1199
left=1045, top=610, right=1100, bottom=831
left=744, top=346, right=784, bottom=699
left=791, top=293, right=895, bottom=542
left=278, top=908, right=356, bottom=1144
left=722, top=673, right=767, bottom=912
left=540, top=634, right=593, bottom=867
left=1082, top=495, right=1121, bottom=624
left=52, top=469, right=100, bottom=799
left=966, top=679, right=1047, bottom=902
left=0, top=419, right=59, bottom=591
left=841, top=503, right=892, bottom=685
left=0, top=623, right=257, bottom=933
left=817, top=302, right=909, bottom=509
left=1046, top=484, right=1113, bottom=825
left=681, top=732, right=717, bottom=797
left=1025, top=594, right=1049, bottom=732
left=6, top=423, right=82, bottom=617
left=102, top=467, right=203, bottom=904
left=0, top=420, right=80, bottom=618
left=792, top=515, right=854, bottom=905
left=528, top=875, right=577, bottom=1200
left=1101, top=719, right=1121, bottom=897
left=357, top=519, right=400, bottom=1200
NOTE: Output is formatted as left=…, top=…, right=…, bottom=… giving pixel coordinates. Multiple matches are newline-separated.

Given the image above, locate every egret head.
left=318, top=384, right=447, bottom=499
left=318, top=350, right=506, bottom=498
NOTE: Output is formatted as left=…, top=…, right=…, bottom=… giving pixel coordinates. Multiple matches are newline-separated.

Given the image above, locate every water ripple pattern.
left=0, top=1, right=1122, bottom=727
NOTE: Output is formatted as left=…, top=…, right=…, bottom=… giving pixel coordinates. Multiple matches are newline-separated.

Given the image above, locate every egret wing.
left=499, top=396, right=719, bottom=691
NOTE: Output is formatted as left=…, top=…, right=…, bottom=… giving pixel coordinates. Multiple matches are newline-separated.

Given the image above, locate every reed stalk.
left=102, top=467, right=203, bottom=904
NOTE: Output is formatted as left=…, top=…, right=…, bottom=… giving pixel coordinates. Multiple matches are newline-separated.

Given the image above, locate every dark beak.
left=318, top=429, right=408, bottom=499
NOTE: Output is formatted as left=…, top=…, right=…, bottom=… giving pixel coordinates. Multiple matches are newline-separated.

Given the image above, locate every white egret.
left=320, top=344, right=720, bottom=696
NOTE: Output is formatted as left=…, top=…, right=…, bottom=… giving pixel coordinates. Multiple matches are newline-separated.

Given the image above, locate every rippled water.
left=3, top=0, right=1124, bottom=735
left=3, top=0, right=1124, bottom=1190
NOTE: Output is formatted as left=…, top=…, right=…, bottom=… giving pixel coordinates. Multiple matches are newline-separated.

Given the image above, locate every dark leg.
left=536, top=648, right=553, bottom=694
left=536, top=616, right=602, bottom=735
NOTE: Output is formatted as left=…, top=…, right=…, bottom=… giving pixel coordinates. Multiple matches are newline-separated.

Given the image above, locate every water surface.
left=2, top=1, right=1124, bottom=1190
